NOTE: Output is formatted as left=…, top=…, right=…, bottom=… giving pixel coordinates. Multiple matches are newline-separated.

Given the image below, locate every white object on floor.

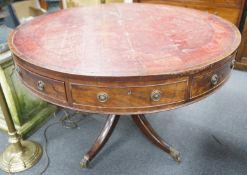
left=124, top=0, right=133, bottom=3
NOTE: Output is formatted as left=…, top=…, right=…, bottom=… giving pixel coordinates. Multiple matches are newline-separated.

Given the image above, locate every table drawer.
left=16, top=65, right=67, bottom=103
left=191, top=59, right=233, bottom=98
left=70, top=80, right=187, bottom=108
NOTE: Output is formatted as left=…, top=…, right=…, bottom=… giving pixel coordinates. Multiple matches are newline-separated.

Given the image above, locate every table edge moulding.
left=8, top=3, right=241, bottom=168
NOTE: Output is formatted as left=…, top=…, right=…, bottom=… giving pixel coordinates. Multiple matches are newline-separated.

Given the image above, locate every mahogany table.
left=9, top=4, right=241, bottom=168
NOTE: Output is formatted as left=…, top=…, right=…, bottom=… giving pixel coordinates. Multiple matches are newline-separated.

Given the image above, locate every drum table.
left=9, top=4, right=241, bottom=168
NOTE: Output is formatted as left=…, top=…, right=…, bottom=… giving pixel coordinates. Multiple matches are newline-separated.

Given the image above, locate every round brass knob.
left=151, top=90, right=161, bottom=102
left=37, top=80, right=45, bottom=91
left=211, top=74, right=219, bottom=86
left=97, top=92, right=108, bottom=103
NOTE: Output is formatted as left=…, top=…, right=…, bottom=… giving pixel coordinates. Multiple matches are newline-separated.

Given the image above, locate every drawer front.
left=191, top=59, right=233, bottom=98
left=70, top=80, right=188, bottom=109
left=16, top=65, right=67, bottom=103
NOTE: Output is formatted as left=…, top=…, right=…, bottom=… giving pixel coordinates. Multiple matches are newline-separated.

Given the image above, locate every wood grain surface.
left=9, top=4, right=241, bottom=114
left=134, top=0, right=246, bottom=26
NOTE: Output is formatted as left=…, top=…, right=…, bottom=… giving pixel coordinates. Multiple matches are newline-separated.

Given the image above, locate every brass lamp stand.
left=0, top=84, right=42, bottom=173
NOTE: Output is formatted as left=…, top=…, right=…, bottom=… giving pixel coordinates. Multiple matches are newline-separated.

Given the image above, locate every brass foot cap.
left=80, top=157, right=89, bottom=168
left=170, top=148, right=181, bottom=163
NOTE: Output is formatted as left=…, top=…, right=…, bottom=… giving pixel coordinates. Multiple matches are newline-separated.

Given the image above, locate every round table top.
left=10, top=3, right=241, bottom=77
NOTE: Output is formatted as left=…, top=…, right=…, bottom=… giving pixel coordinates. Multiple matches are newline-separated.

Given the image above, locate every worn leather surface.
left=10, top=4, right=240, bottom=77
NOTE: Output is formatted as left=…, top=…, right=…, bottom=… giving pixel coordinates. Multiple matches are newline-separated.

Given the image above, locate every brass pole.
left=0, top=84, right=43, bottom=173
left=0, top=84, right=23, bottom=151
left=61, top=0, right=67, bottom=9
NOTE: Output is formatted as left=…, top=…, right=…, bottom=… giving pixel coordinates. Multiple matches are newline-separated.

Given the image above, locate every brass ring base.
left=0, top=140, right=42, bottom=173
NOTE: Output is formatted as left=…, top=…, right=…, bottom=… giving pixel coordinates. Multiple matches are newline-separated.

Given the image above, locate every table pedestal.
left=80, top=114, right=181, bottom=168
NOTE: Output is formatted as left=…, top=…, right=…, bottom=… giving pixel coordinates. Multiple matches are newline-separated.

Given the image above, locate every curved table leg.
left=80, top=114, right=120, bottom=168
left=132, top=114, right=181, bottom=163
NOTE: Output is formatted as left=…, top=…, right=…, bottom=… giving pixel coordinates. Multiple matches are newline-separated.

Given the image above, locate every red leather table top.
left=10, top=3, right=240, bottom=77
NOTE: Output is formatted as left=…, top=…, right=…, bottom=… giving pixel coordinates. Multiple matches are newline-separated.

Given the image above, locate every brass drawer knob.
left=151, top=90, right=161, bottom=102
left=37, top=80, right=45, bottom=91
left=211, top=74, right=219, bottom=86
left=97, top=92, right=108, bottom=103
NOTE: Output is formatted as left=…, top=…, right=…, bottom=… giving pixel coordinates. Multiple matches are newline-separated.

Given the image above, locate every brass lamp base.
left=0, top=140, right=42, bottom=173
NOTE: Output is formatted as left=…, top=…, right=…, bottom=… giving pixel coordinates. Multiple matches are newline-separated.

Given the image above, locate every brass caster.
left=80, top=156, right=89, bottom=168
left=169, top=147, right=181, bottom=163
left=0, top=140, right=42, bottom=173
